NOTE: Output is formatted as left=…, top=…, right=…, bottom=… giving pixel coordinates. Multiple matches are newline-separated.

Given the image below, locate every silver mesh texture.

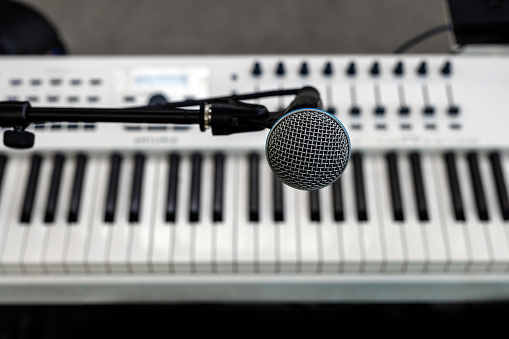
left=265, top=109, right=350, bottom=190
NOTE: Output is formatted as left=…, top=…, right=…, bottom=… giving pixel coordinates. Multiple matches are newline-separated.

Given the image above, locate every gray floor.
left=16, top=0, right=452, bottom=55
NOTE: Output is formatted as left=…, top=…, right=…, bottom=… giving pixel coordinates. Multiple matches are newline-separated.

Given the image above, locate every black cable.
left=393, top=23, right=452, bottom=54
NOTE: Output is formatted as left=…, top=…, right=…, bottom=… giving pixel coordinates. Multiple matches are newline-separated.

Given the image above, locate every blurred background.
left=13, top=0, right=452, bottom=55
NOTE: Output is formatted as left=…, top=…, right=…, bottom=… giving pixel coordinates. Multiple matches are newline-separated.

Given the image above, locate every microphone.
left=265, top=88, right=351, bottom=190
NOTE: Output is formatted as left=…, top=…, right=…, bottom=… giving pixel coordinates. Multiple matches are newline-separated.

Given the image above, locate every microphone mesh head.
left=265, top=108, right=351, bottom=190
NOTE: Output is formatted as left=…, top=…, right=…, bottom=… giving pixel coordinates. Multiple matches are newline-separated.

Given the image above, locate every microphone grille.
left=265, top=108, right=351, bottom=190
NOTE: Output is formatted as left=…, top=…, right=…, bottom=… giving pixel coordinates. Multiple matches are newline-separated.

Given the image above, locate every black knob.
left=417, top=61, right=427, bottom=75
left=276, top=62, right=286, bottom=76
left=4, top=129, right=35, bottom=149
left=394, top=61, right=404, bottom=76
left=441, top=61, right=452, bottom=76
left=370, top=61, right=380, bottom=76
left=346, top=62, right=356, bottom=76
left=252, top=62, right=262, bottom=76
left=323, top=61, right=333, bottom=76
left=299, top=62, right=309, bottom=76
left=148, top=93, right=168, bottom=106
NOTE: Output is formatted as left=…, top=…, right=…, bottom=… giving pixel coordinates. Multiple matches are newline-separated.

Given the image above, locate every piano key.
left=22, top=155, right=55, bottom=273
left=444, top=152, right=466, bottom=221
left=193, top=154, right=215, bottom=273
left=309, top=190, right=321, bottom=222
left=189, top=153, right=202, bottom=223
left=67, top=153, right=87, bottom=223
left=212, top=153, right=225, bottom=222
left=295, top=186, right=321, bottom=272
left=0, top=157, right=28, bottom=273
left=489, top=152, right=509, bottom=220
left=248, top=152, right=260, bottom=222
left=44, top=153, right=65, bottom=223
left=256, top=159, right=277, bottom=272
left=409, top=152, right=429, bottom=221
left=0, top=154, right=8, bottom=203
left=319, top=184, right=341, bottom=272
left=236, top=153, right=257, bottom=272
left=331, top=178, right=344, bottom=221
left=43, top=154, right=77, bottom=273
left=104, top=153, right=122, bottom=223
left=20, top=154, right=43, bottom=223
left=396, top=153, right=427, bottom=272
left=107, top=154, right=135, bottom=273
left=213, top=155, right=237, bottom=273
left=336, top=159, right=363, bottom=272
left=129, top=154, right=158, bottom=273
left=481, top=152, right=509, bottom=271
left=467, top=152, right=489, bottom=221
left=85, top=155, right=114, bottom=273
left=273, top=174, right=284, bottom=222
left=64, top=155, right=102, bottom=273
left=129, top=153, right=145, bottom=223
left=352, top=152, right=367, bottom=221
left=171, top=154, right=194, bottom=273
left=165, top=153, right=180, bottom=222
left=373, top=154, right=406, bottom=272
left=386, top=152, right=404, bottom=221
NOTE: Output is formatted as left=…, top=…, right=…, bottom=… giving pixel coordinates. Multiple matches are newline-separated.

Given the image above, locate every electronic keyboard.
left=1, top=54, right=509, bottom=303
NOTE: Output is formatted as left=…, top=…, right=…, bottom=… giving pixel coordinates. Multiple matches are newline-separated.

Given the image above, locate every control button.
left=148, top=94, right=168, bottom=106
left=423, top=105, right=435, bottom=115
left=276, top=62, right=286, bottom=76
left=299, top=62, right=309, bottom=76
left=346, top=62, right=356, bottom=76
left=374, top=106, right=385, bottom=115
left=252, top=62, right=262, bottom=76
left=370, top=61, right=380, bottom=76
left=448, top=105, right=460, bottom=115
left=323, top=61, right=333, bottom=76
left=393, top=61, right=404, bottom=76
left=399, top=106, right=410, bottom=115
left=417, top=61, right=427, bottom=76
left=350, top=106, right=361, bottom=115
left=441, top=61, right=452, bottom=75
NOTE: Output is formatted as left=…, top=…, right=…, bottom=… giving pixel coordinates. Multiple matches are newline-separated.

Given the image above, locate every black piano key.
left=409, top=152, right=429, bottom=221
left=386, top=152, right=404, bottom=221
left=444, top=152, right=466, bottom=221
left=44, top=153, right=65, bottom=223
left=467, top=152, right=489, bottom=221
left=273, top=174, right=284, bottom=222
left=189, top=153, right=202, bottom=223
left=352, top=153, right=367, bottom=221
left=249, top=153, right=260, bottom=222
left=489, top=152, right=509, bottom=220
left=165, top=153, right=180, bottom=223
left=332, top=178, right=344, bottom=221
left=21, top=154, right=43, bottom=223
left=213, top=153, right=225, bottom=222
left=129, top=153, right=145, bottom=223
left=68, top=153, right=87, bottom=223
left=309, top=190, right=321, bottom=222
left=0, top=154, right=8, bottom=203
left=104, top=153, right=122, bottom=223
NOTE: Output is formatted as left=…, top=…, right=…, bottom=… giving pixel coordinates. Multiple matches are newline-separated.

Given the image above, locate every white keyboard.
left=1, top=55, right=509, bottom=303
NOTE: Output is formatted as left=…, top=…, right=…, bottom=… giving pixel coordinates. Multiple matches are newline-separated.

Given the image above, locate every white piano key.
left=235, top=153, right=256, bottom=273
left=149, top=155, right=172, bottom=273
left=294, top=188, right=320, bottom=273
left=257, top=159, right=277, bottom=273
left=171, top=154, right=193, bottom=273
left=213, top=155, right=236, bottom=273
left=129, top=154, right=158, bottom=273
left=423, top=154, right=454, bottom=272
left=43, top=153, right=77, bottom=274
left=0, top=157, right=26, bottom=274
left=277, top=180, right=298, bottom=273
left=336, top=162, right=363, bottom=273
left=372, top=154, right=406, bottom=272
left=85, top=155, right=113, bottom=273
left=454, top=153, right=491, bottom=272
left=21, top=154, right=53, bottom=274
left=482, top=153, right=509, bottom=271
left=107, top=154, right=134, bottom=273
left=193, top=153, right=214, bottom=273
left=318, top=186, right=341, bottom=273
left=397, top=154, right=427, bottom=272
left=357, top=155, right=385, bottom=272
left=64, top=154, right=101, bottom=273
